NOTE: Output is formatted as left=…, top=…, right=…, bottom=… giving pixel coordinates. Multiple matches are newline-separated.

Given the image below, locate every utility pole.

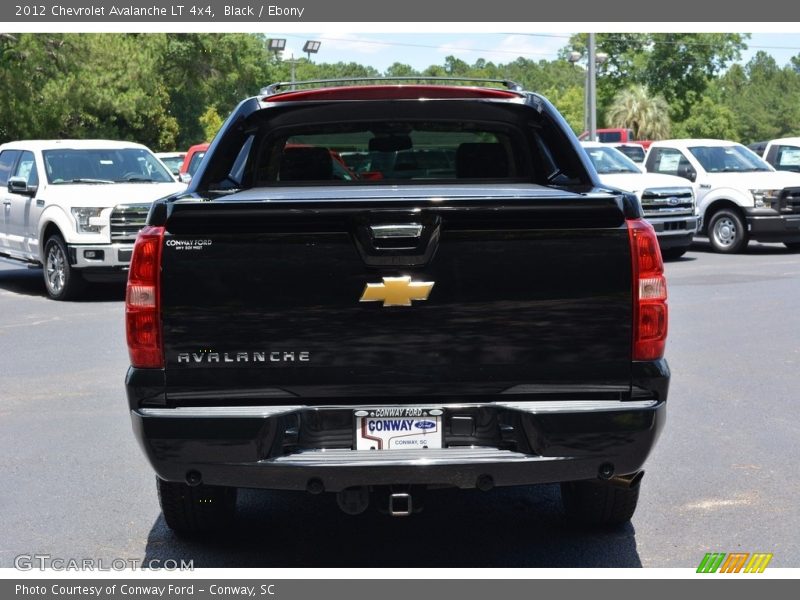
left=587, top=33, right=598, bottom=141
left=567, top=43, right=607, bottom=138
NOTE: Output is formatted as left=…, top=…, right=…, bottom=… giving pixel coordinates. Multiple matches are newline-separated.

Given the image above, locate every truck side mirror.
left=677, top=165, right=697, bottom=182
left=8, top=176, right=37, bottom=197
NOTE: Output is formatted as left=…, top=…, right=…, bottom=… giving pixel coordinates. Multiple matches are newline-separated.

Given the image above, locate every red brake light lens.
left=126, top=226, right=165, bottom=368
left=627, top=219, right=668, bottom=361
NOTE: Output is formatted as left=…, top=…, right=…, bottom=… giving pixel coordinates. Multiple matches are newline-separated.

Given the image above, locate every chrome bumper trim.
left=137, top=399, right=658, bottom=419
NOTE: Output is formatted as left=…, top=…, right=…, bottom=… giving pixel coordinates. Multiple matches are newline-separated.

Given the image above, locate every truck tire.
left=707, top=209, right=748, bottom=253
left=560, top=479, right=640, bottom=527
left=43, top=234, right=85, bottom=300
left=157, top=478, right=237, bottom=536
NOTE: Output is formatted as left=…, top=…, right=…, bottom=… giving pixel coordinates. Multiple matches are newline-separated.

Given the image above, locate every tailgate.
left=160, top=191, right=633, bottom=405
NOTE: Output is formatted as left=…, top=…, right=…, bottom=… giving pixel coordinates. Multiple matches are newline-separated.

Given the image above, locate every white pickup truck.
left=759, top=137, right=800, bottom=174
left=645, top=139, right=800, bottom=253
left=0, top=139, right=185, bottom=299
left=582, top=142, right=697, bottom=258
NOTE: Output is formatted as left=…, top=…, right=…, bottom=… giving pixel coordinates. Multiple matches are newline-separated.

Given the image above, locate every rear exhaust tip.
left=609, top=470, right=645, bottom=489
left=185, top=470, right=202, bottom=487
left=389, top=492, right=412, bottom=517
left=337, top=486, right=370, bottom=516
left=598, top=463, right=615, bottom=480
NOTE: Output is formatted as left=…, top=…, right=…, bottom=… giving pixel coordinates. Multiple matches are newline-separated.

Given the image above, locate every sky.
left=270, top=32, right=800, bottom=72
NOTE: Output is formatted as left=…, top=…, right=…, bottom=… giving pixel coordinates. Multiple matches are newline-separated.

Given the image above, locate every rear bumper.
left=130, top=398, right=666, bottom=492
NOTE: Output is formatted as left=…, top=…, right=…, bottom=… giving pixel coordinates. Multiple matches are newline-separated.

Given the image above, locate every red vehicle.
left=178, top=143, right=209, bottom=180
left=579, top=128, right=653, bottom=150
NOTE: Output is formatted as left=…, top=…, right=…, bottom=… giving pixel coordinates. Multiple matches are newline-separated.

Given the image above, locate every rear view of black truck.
left=125, top=79, right=669, bottom=534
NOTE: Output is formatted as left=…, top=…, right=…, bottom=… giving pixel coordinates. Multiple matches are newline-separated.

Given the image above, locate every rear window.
left=255, top=124, right=523, bottom=185
left=198, top=98, right=591, bottom=192
left=597, top=131, right=622, bottom=143
left=615, top=144, right=645, bottom=163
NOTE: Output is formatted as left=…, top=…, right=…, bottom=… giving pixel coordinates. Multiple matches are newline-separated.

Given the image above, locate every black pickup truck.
left=125, top=79, right=669, bottom=534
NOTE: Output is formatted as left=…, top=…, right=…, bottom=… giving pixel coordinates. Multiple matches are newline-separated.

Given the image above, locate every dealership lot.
left=1, top=241, right=799, bottom=568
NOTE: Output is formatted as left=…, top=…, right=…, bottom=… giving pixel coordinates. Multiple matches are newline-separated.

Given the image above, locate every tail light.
left=627, top=219, right=668, bottom=360
left=126, top=226, right=165, bottom=368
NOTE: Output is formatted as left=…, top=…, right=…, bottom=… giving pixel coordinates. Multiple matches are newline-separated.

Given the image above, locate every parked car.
left=579, top=128, right=653, bottom=150
left=582, top=142, right=697, bottom=258
left=0, top=139, right=185, bottom=299
left=610, top=142, right=647, bottom=165
left=758, top=137, right=800, bottom=173
left=645, top=139, right=800, bottom=253
left=178, top=143, right=209, bottom=181
left=748, top=140, right=769, bottom=156
left=155, top=151, right=186, bottom=176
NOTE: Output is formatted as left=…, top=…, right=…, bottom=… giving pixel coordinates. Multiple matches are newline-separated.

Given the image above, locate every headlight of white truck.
left=71, top=207, right=105, bottom=233
left=749, top=189, right=781, bottom=209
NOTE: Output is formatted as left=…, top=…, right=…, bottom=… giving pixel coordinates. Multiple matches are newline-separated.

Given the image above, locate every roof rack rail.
left=260, top=77, right=524, bottom=96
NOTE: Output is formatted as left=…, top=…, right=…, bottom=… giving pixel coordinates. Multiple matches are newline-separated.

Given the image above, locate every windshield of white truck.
left=584, top=145, right=642, bottom=174
left=43, top=148, right=175, bottom=184
left=688, top=145, right=772, bottom=173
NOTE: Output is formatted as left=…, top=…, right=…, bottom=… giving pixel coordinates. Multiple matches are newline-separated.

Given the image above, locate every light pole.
left=268, top=38, right=295, bottom=84
left=268, top=40, right=321, bottom=88
left=303, top=40, right=321, bottom=61
left=267, top=38, right=286, bottom=54
left=568, top=38, right=608, bottom=139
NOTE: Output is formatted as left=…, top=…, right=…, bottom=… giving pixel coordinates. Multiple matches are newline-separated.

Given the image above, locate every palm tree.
left=605, top=85, right=671, bottom=140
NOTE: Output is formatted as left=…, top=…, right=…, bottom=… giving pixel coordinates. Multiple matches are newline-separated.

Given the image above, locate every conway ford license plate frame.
left=354, top=407, right=443, bottom=450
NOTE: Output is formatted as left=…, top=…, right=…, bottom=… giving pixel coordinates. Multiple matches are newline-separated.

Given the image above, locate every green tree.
left=0, top=34, right=85, bottom=142
left=671, top=94, right=738, bottom=140
left=443, top=55, right=470, bottom=76
left=545, top=85, right=585, bottom=134
left=199, top=105, right=224, bottom=142
left=644, top=34, right=747, bottom=120
left=0, top=34, right=178, bottom=148
left=385, top=62, right=419, bottom=77
left=157, top=33, right=274, bottom=148
left=498, top=57, right=583, bottom=94
left=293, top=60, right=380, bottom=81
left=717, top=52, right=800, bottom=143
left=56, top=34, right=179, bottom=148
left=564, top=33, right=748, bottom=121
left=606, top=85, right=671, bottom=140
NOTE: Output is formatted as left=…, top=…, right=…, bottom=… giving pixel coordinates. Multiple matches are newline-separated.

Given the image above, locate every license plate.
left=355, top=408, right=442, bottom=450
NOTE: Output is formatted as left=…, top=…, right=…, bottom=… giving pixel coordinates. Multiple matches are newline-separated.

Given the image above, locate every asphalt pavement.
left=1, top=240, right=799, bottom=568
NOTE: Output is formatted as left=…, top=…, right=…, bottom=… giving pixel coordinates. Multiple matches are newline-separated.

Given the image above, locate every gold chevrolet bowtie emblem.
left=359, top=276, right=435, bottom=307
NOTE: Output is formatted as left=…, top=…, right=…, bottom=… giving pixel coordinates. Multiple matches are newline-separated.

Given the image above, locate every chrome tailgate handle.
left=369, top=224, right=423, bottom=239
